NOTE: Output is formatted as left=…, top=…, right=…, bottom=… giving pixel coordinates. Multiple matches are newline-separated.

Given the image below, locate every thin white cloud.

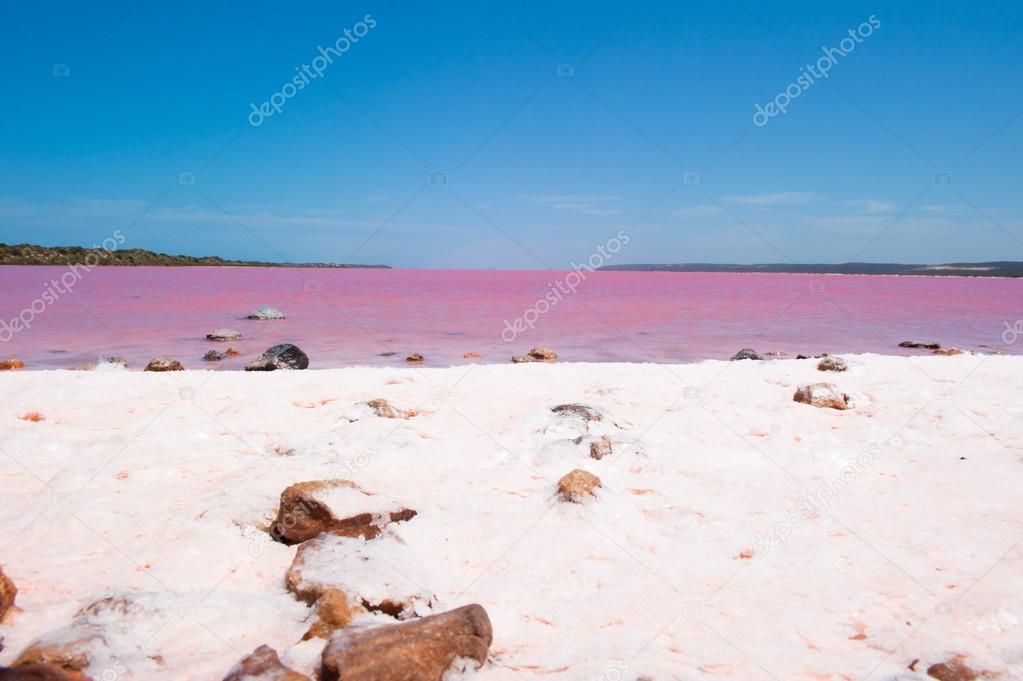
left=526, top=194, right=622, bottom=216
left=847, top=199, right=897, bottom=214
left=724, top=192, right=817, bottom=207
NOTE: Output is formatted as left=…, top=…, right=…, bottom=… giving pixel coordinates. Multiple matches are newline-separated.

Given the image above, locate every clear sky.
left=1, top=1, right=1021, bottom=268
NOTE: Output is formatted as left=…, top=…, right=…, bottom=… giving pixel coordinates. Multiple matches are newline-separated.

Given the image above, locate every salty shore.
left=1, top=354, right=1021, bottom=679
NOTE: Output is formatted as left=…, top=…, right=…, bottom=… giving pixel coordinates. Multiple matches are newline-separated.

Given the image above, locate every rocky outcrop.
left=271, top=480, right=416, bottom=544
left=557, top=469, right=602, bottom=503
left=729, top=348, right=763, bottom=361
left=817, top=356, right=848, bottom=372
left=793, top=383, right=851, bottom=410
left=221, top=645, right=309, bottom=681
left=512, top=346, right=557, bottom=363
left=301, top=588, right=352, bottom=640
left=1, top=567, right=15, bottom=620
left=286, top=532, right=435, bottom=613
left=320, top=604, right=492, bottom=681
left=246, top=305, right=285, bottom=320
left=144, top=358, right=182, bottom=372
left=405, top=353, right=424, bottom=363
left=0, top=359, right=24, bottom=371
left=206, top=329, right=241, bottom=342
left=589, top=436, right=613, bottom=460
left=244, top=344, right=309, bottom=371
left=899, top=340, right=941, bottom=349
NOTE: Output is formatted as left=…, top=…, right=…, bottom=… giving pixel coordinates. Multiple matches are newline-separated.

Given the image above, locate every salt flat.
left=1, top=355, right=1021, bottom=680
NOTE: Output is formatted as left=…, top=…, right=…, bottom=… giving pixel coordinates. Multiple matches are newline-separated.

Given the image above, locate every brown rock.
left=793, top=383, right=851, bottom=410
left=17, top=413, right=44, bottom=422
left=221, top=645, right=309, bottom=681
left=12, top=642, right=91, bottom=676
left=365, top=399, right=407, bottom=419
left=551, top=403, right=603, bottom=422
left=405, top=353, right=424, bottom=363
left=0, top=664, right=89, bottom=680
left=817, top=356, right=848, bottom=372
left=463, top=352, right=482, bottom=359
left=320, top=604, right=492, bottom=681
left=589, top=436, right=613, bottom=460
left=0, top=360, right=24, bottom=371
left=933, top=347, right=965, bottom=356
left=927, top=656, right=979, bottom=681
left=557, top=469, right=602, bottom=503
left=144, top=357, right=182, bottom=372
left=224, top=347, right=241, bottom=357
left=512, top=346, right=558, bottom=363
left=0, top=567, right=15, bottom=621
left=271, top=480, right=416, bottom=545
left=899, top=340, right=941, bottom=349
left=302, top=589, right=352, bottom=640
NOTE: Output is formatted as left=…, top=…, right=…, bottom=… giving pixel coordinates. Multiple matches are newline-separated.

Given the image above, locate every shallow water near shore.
left=1, top=266, right=1021, bottom=369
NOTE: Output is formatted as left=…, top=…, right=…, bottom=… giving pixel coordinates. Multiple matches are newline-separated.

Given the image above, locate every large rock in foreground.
left=221, top=645, right=309, bottom=681
left=271, top=480, right=416, bottom=544
left=320, top=604, right=492, bottom=681
left=0, top=664, right=87, bottom=680
left=245, top=344, right=309, bottom=371
left=793, top=383, right=851, bottom=410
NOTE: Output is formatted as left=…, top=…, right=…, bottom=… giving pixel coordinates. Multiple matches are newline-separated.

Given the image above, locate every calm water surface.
left=0, top=267, right=1020, bottom=369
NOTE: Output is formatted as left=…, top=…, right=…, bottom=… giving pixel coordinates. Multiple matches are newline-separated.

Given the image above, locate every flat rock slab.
left=320, top=604, right=492, bottom=681
left=271, top=479, right=416, bottom=544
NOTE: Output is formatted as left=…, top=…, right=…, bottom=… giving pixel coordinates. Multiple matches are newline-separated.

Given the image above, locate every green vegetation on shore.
left=600, top=262, right=1023, bottom=277
left=0, top=243, right=389, bottom=268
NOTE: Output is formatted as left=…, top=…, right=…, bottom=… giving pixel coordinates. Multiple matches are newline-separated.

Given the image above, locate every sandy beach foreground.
left=1, top=355, right=1021, bottom=680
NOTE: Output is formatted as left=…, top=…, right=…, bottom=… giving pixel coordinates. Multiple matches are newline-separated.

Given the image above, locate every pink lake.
left=0, top=266, right=1020, bottom=369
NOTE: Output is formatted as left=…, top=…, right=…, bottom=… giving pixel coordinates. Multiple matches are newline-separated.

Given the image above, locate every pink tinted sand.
left=0, top=266, right=1020, bottom=369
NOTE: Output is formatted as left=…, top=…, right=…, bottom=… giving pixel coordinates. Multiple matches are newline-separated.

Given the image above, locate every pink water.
left=0, top=267, right=1020, bottom=369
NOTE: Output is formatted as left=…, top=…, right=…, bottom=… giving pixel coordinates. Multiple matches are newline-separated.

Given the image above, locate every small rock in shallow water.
left=206, top=328, right=241, bottom=342
left=589, top=436, right=613, bottom=460
left=319, top=604, right=492, bottom=681
left=817, top=356, right=848, bottom=372
left=144, top=357, right=183, bottom=372
left=463, top=351, right=482, bottom=359
left=246, top=305, right=285, bottom=320
left=222, top=645, right=309, bottom=681
left=729, top=348, right=763, bottom=361
left=244, top=344, right=308, bottom=371
left=557, top=469, right=602, bottom=502
left=0, top=359, right=24, bottom=371
left=405, top=353, right=424, bottom=363
left=512, top=346, right=558, bottom=363
left=224, top=347, right=241, bottom=357
left=899, top=340, right=941, bottom=349
left=793, top=383, right=851, bottom=410
left=933, top=347, right=965, bottom=356
left=203, top=350, right=223, bottom=362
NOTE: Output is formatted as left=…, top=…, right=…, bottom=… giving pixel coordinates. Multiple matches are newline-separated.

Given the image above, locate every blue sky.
left=1, top=1, right=1021, bottom=268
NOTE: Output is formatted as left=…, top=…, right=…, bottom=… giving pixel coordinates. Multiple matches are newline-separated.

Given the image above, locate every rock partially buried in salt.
left=0, top=566, right=15, bottom=620
left=926, top=656, right=982, bottom=681
left=0, top=664, right=87, bottom=680
left=817, top=356, right=848, bottom=372
left=589, top=435, right=613, bottom=460
left=512, top=346, right=558, bottom=363
left=793, top=383, right=851, bottom=410
left=899, top=340, right=941, bottom=349
left=0, top=359, right=25, bottom=371
left=206, top=328, right=241, bottom=342
left=365, top=398, right=407, bottom=419
left=221, top=645, right=309, bottom=681
left=246, top=305, right=285, bottom=320
left=286, top=532, right=436, bottom=612
left=271, top=479, right=417, bottom=544
left=729, top=348, right=763, bottom=361
left=551, top=403, right=604, bottom=422
left=557, top=469, right=602, bottom=502
left=302, top=588, right=352, bottom=640
left=320, top=604, right=492, bottom=681
left=144, top=357, right=183, bottom=372
left=244, top=343, right=308, bottom=371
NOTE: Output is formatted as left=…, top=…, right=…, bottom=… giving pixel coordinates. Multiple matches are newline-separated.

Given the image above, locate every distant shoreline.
left=0, top=243, right=389, bottom=268
left=600, top=262, right=1023, bottom=277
